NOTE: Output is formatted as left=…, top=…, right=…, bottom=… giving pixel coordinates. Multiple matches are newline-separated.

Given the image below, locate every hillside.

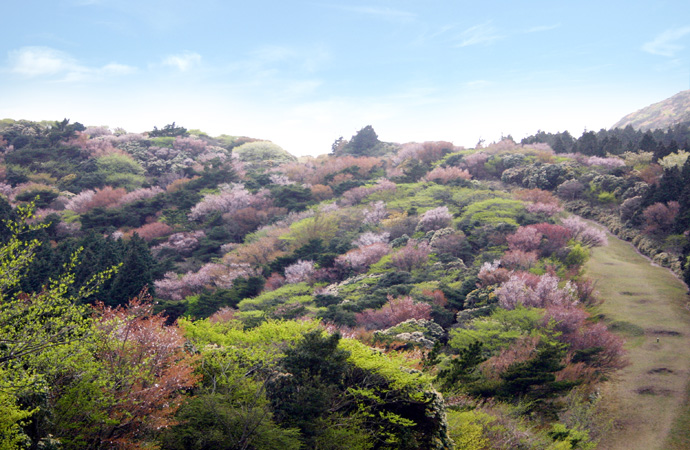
left=1, top=120, right=690, bottom=449
left=612, top=90, right=690, bottom=131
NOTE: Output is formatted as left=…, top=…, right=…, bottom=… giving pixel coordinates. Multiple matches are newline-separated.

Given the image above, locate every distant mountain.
left=612, top=89, right=690, bottom=131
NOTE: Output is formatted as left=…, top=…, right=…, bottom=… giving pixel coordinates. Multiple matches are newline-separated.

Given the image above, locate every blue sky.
left=2, top=1, right=690, bottom=156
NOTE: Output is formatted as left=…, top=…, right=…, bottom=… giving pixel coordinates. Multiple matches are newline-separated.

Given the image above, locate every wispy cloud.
left=7, top=46, right=136, bottom=81
left=525, top=24, right=561, bottom=33
left=162, top=51, right=202, bottom=71
left=328, top=5, right=415, bottom=23
left=642, top=26, right=690, bottom=57
left=455, top=22, right=502, bottom=48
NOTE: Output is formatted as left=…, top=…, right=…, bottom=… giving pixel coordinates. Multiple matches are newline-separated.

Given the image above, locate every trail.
left=584, top=227, right=690, bottom=450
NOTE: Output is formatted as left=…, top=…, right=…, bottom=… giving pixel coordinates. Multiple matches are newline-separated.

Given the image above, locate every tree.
left=107, top=234, right=156, bottom=306
left=437, top=341, right=487, bottom=391
left=148, top=122, right=188, bottom=138
left=339, top=126, right=380, bottom=156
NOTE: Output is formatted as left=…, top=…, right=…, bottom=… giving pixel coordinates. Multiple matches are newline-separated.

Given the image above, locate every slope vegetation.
left=612, top=90, right=690, bottom=131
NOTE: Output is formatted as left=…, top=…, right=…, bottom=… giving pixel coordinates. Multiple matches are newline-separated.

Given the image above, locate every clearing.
left=585, top=227, right=690, bottom=450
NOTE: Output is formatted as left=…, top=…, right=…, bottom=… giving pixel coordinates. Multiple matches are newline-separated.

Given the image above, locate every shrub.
left=424, top=166, right=471, bottom=184
left=416, top=206, right=453, bottom=232
left=355, top=295, right=432, bottom=330
left=390, top=240, right=431, bottom=271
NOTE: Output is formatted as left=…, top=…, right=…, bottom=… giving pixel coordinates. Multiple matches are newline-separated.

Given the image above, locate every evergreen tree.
left=107, top=234, right=155, bottom=306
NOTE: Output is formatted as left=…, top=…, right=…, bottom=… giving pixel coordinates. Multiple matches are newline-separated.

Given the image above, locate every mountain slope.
left=612, top=90, right=690, bottom=131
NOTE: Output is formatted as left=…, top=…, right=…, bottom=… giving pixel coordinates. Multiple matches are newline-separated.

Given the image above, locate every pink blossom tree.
left=416, top=206, right=453, bottom=232
left=424, top=166, right=472, bottom=184
left=335, top=242, right=391, bottom=274
left=642, top=201, right=680, bottom=234
left=284, top=260, right=316, bottom=284
left=390, top=240, right=432, bottom=271
left=506, top=227, right=543, bottom=253
left=561, top=216, right=607, bottom=247
left=355, top=295, right=432, bottom=330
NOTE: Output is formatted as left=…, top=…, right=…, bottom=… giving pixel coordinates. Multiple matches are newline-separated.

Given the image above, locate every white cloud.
left=7, top=46, right=136, bottom=81
left=9, top=47, right=76, bottom=77
left=162, top=51, right=202, bottom=71
left=642, top=26, right=690, bottom=57
left=455, top=22, right=502, bottom=48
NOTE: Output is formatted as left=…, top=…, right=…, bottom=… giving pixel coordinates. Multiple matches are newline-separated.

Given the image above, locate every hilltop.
left=1, top=119, right=690, bottom=449
left=612, top=90, right=690, bottom=131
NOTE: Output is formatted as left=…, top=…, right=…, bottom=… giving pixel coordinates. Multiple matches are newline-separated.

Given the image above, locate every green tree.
left=339, top=125, right=380, bottom=156
left=107, top=234, right=156, bottom=306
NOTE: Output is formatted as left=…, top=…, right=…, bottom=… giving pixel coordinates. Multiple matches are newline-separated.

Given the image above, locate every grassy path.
left=584, top=227, right=690, bottom=450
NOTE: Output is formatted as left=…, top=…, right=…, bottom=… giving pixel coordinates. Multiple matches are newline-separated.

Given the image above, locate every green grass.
left=584, top=225, right=690, bottom=450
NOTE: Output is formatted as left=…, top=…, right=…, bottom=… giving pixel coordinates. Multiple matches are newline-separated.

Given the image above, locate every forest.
left=0, top=117, right=689, bottom=450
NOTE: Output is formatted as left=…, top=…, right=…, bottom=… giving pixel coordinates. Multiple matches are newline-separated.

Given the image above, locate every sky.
left=1, top=1, right=690, bottom=156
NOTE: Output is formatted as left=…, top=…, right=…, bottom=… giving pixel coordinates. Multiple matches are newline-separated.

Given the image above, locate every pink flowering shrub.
left=561, top=216, right=608, bottom=247
left=501, top=250, right=538, bottom=270
left=352, top=232, right=390, bottom=248
left=173, top=136, right=207, bottom=155
left=154, top=262, right=257, bottom=300
left=390, top=240, right=431, bottom=271
left=355, top=295, right=432, bottom=330
left=335, top=242, right=391, bottom=274
left=529, top=223, right=572, bottom=256
left=189, top=184, right=253, bottom=220
left=127, top=222, right=174, bottom=241
left=394, top=141, right=455, bottom=166
left=496, top=273, right=577, bottom=310
left=506, top=227, right=542, bottom=253
left=642, top=201, right=680, bottom=234
left=264, top=273, right=286, bottom=292
left=340, top=179, right=396, bottom=206
left=462, top=152, right=489, bottom=178
left=526, top=202, right=562, bottom=217
left=424, top=166, right=472, bottom=184
left=363, top=201, right=388, bottom=225
left=152, top=231, right=205, bottom=256
left=584, top=156, right=625, bottom=169
left=116, top=187, right=164, bottom=207
left=284, top=260, right=316, bottom=284
left=416, top=206, right=453, bottom=232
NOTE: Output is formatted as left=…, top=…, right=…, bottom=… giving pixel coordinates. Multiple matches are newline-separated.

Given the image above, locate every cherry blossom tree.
left=284, top=260, right=316, bottom=284
left=642, top=201, right=680, bottom=234
left=506, top=227, right=542, bottom=253
left=355, top=295, right=432, bottom=330
left=390, top=240, right=431, bottom=271
left=424, top=166, right=472, bottom=184
left=417, top=206, right=453, bottom=232
left=561, top=216, right=608, bottom=247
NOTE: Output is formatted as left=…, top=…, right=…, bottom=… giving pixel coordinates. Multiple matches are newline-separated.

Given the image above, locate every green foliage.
left=564, top=243, right=589, bottom=267
left=233, top=141, right=296, bottom=164
left=338, top=125, right=381, bottom=156
left=449, top=307, right=545, bottom=353
left=270, top=184, right=314, bottom=212
left=446, top=409, right=492, bottom=450
left=437, top=341, right=487, bottom=391
left=148, top=122, right=188, bottom=137
left=547, top=423, right=596, bottom=450
left=459, top=198, right=526, bottom=230
left=0, top=381, right=34, bottom=450
left=160, top=393, right=302, bottom=450
left=150, top=136, right=176, bottom=147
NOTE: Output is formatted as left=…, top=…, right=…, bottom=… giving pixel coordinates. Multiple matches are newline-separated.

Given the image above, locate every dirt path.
left=585, top=228, right=690, bottom=450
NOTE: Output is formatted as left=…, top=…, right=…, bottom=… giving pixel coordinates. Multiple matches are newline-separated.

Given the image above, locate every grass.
left=584, top=226, right=690, bottom=450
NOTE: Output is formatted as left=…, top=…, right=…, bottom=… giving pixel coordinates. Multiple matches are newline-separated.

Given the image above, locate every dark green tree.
left=339, top=125, right=380, bottom=156
left=107, top=234, right=156, bottom=306
left=267, top=331, right=350, bottom=444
